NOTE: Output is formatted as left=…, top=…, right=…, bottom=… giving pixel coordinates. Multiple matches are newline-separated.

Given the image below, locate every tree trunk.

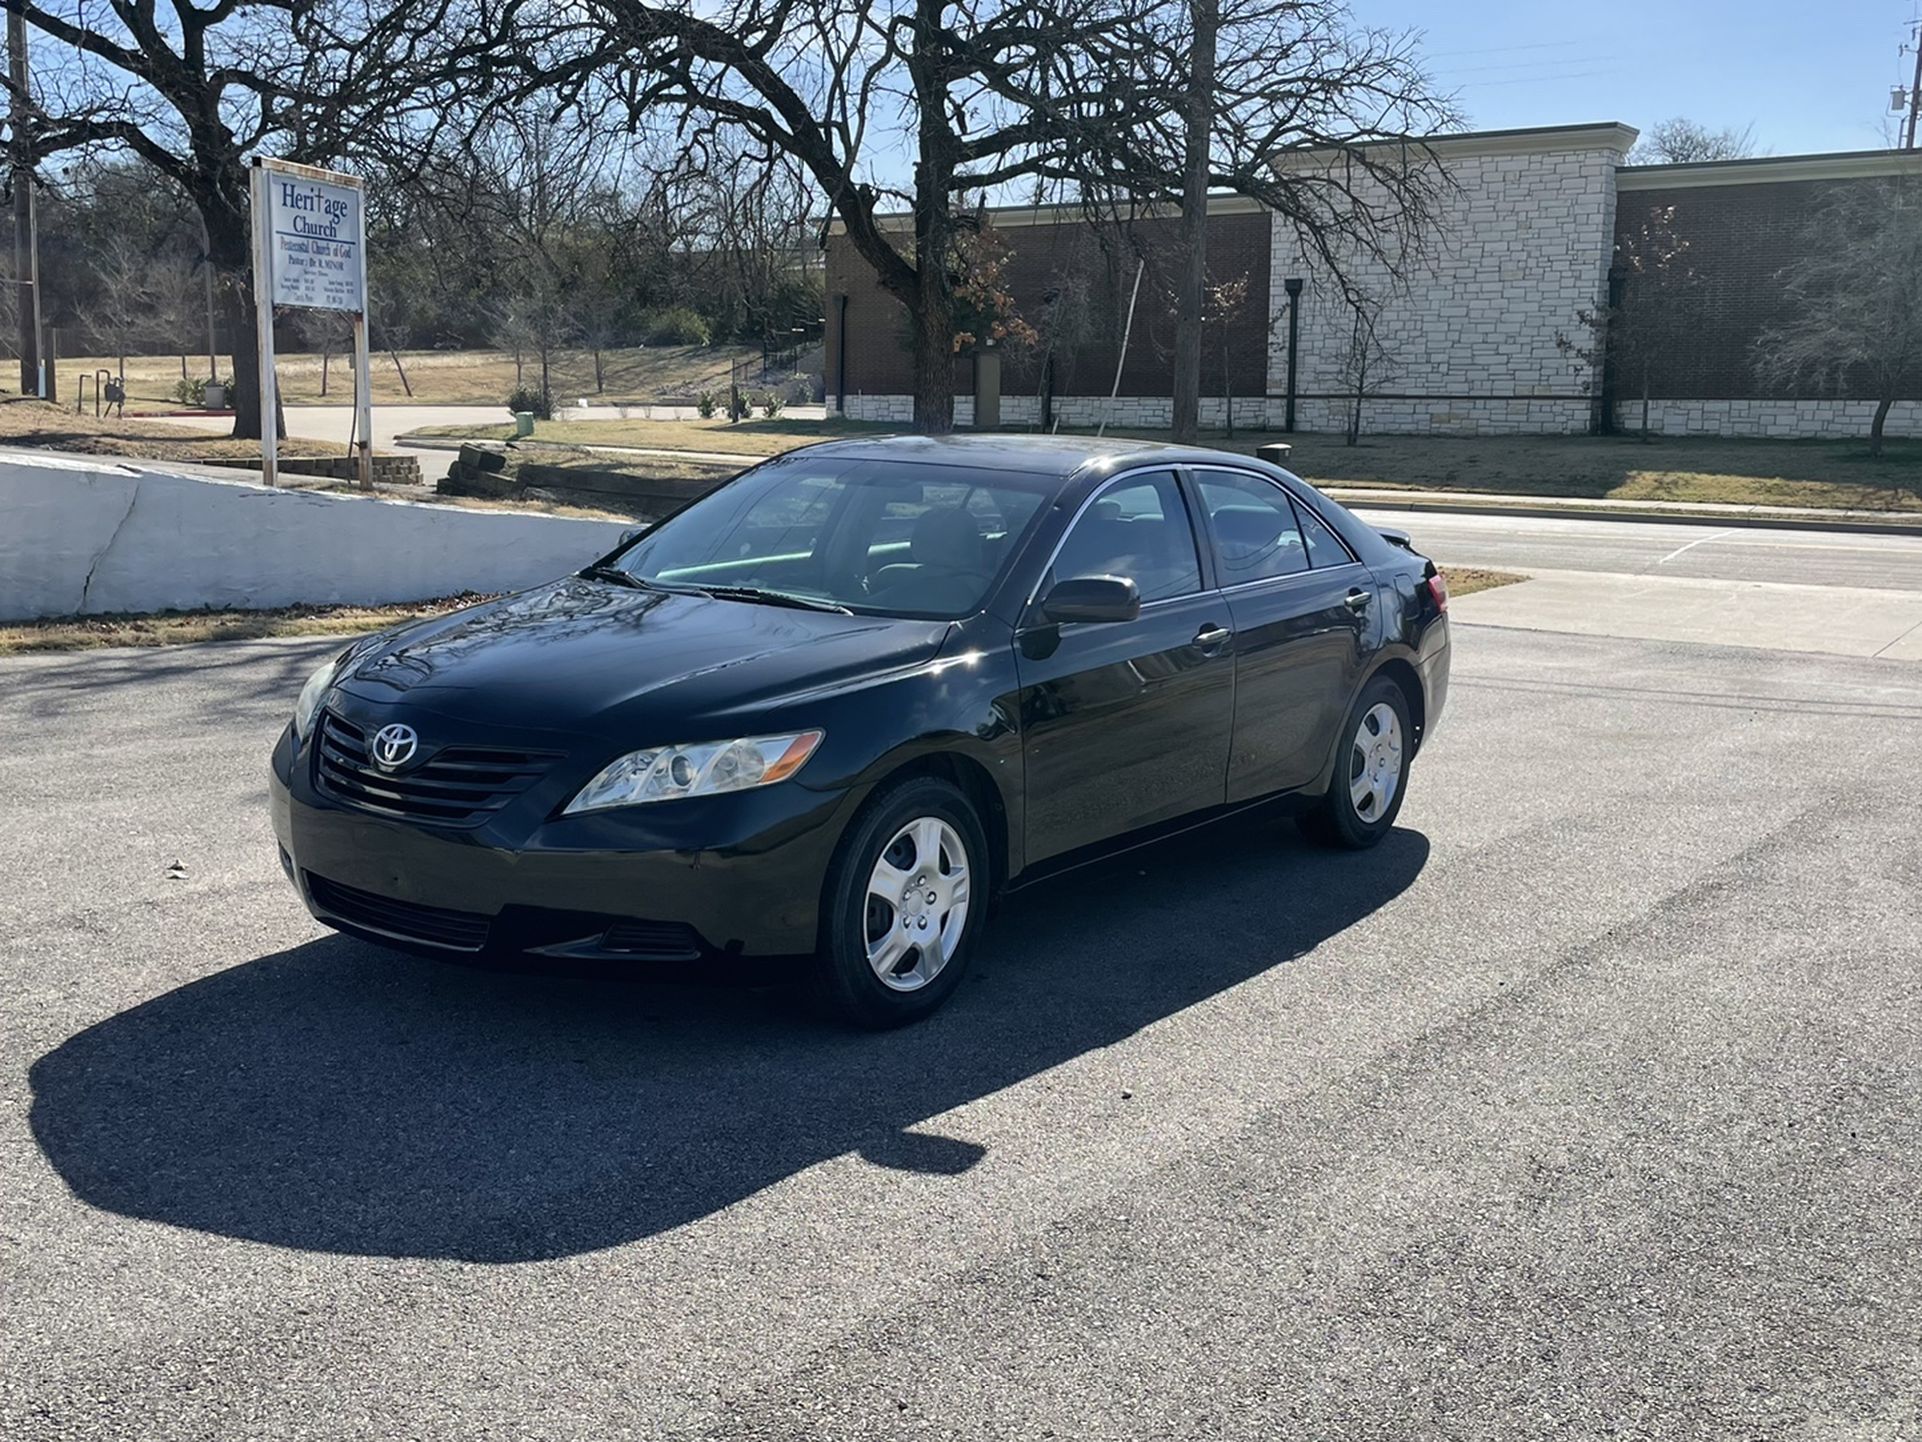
left=907, top=0, right=959, bottom=435
left=320, top=349, right=330, bottom=398
left=1171, top=0, right=1219, bottom=443
left=1871, top=395, right=1894, bottom=456
left=389, top=348, right=414, bottom=397
left=1639, top=366, right=1650, bottom=443
left=909, top=297, right=955, bottom=434
left=199, top=195, right=283, bottom=442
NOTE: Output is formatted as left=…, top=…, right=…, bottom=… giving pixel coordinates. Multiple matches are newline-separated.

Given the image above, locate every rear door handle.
left=1193, top=623, right=1232, bottom=653
left=1344, top=588, right=1372, bottom=613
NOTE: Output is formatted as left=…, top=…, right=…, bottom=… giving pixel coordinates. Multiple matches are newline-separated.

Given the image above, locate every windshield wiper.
left=694, top=584, right=853, bottom=615
left=579, top=563, right=649, bottom=588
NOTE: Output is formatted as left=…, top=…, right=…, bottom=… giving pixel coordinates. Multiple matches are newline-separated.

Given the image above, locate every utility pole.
left=1907, top=23, right=1922, bottom=150
left=7, top=10, right=41, bottom=397
left=1170, top=0, right=1219, bottom=442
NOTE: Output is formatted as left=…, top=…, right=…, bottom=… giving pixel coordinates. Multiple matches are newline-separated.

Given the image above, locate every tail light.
left=1423, top=567, right=1449, bottom=613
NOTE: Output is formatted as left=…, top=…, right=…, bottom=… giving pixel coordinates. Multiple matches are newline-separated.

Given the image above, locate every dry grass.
left=408, top=415, right=886, bottom=457
left=0, top=594, right=496, bottom=653
left=49, top=345, right=767, bottom=414
left=407, top=418, right=1922, bottom=512
left=1440, top=567, right=1525, bottom=598
left=0, top=397, right=344, bottom=461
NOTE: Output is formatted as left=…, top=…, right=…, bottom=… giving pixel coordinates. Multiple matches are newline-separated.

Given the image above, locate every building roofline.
left=1618, top=148, right=1922, bottom=189
left=826, top=122, right=1641, bottom=235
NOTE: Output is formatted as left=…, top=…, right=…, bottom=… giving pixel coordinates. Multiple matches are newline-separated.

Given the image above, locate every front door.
left=1015, top=470, right=1235, bottom=864
left=1190, top=467, right=1372, bottom=801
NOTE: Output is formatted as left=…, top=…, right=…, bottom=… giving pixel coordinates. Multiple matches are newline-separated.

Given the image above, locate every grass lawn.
left=49, top=345, right=765, bottom=414
left=0, top=398, right=345, bottom=461
left=0, top=594, right=495, bottom=653
left=401, top=418, right=1922, bottom=512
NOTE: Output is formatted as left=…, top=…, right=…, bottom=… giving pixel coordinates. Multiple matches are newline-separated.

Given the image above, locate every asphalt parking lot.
left=3, top=618, right=1920, bottom=1439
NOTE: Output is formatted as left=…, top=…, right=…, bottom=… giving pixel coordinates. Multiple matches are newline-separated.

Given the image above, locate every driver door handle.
left=1193, top=622, right=1233, bottom=654
left=1344, top=588, right=1372, bottom=612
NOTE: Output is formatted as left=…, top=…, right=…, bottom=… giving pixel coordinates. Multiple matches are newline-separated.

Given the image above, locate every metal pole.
left=350, top=175, right=373, bottom=491
left=1097, top=258, right=1146, bottom=439
left=1283, top=277, right=1303, bottom=432
left=199, top=214, right=217, bottom=379
left=1907, top=27, right=1922, bottom=150
left=8, top=11, right=40, bottom=398
left=250, top=161, right=279, bottom=487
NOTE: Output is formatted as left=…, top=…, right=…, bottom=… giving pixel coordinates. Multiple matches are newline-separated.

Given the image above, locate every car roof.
left=797, top=431, right=1280, bottom=482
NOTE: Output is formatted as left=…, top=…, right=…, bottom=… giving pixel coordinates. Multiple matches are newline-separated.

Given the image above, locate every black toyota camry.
left=270, top=434, right=1451, bottom=1025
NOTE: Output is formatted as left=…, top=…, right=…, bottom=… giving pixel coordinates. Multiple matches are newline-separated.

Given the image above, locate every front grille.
left=306, top=872, right=492, bottom=951
left=600, top=919, right=704, bottom=961
left=315, top=710, right=558, bottom=826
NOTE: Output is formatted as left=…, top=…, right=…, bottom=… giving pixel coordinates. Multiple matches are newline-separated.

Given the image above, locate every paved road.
left=3, top=625, right=1918, bottom=1439
left=1356, top=504, right=1922, bottom=592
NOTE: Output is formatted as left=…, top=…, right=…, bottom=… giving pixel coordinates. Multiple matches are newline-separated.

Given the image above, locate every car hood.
left=333, top=577, right=953, bottom=733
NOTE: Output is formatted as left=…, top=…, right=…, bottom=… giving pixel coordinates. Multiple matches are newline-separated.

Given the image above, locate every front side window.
left=1194, top=470, right=1310, bottom=584
left=1049, top=471, right=1202, bottom=603
left=612, top=456, right=1051, bottom=619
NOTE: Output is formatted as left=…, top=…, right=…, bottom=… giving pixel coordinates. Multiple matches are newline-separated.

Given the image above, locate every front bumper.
left=270, top=721, right=857, bottom=962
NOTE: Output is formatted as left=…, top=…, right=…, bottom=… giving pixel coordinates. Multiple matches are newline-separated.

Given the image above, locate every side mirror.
left=1041, top=574, right=1141, bottom=624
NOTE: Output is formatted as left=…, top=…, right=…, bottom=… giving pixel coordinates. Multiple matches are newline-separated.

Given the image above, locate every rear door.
left=1014, top=469, right=1235, bottom=864
left=1190, top=467, right=1373, bottom=802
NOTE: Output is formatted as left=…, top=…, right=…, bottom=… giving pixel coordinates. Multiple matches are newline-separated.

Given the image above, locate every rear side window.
left=1193, top=471, right=1309, bottom=583
left=1291, top=497, right=1355, bottom=569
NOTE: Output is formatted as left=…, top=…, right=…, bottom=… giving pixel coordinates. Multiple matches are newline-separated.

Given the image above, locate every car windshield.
left=606, top=454, right=1055, bottom=619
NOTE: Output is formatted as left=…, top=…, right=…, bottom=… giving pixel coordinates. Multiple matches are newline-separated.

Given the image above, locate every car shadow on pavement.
left=28, top=817, right=1427, bottom=1263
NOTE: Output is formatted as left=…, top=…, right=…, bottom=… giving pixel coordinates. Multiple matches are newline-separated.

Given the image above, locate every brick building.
left=822, top=122, right=1922, bottom=438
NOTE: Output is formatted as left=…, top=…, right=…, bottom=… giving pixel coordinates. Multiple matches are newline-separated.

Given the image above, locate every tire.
left=1299, top=675, right=1412, bottom=850
left=816, top=775, right=990, bottom=1028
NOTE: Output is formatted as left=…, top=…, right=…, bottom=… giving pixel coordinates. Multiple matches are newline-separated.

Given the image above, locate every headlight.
left=292, top=655, right=339, bottom=741
left=564, top=730, right=824, bottom=814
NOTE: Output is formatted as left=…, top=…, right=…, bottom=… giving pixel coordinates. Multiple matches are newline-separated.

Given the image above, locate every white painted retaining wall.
left=0, top=454, right=631, bottom=622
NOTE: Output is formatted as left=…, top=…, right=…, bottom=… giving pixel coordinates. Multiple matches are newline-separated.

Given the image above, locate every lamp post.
left=1283, top=277, right=1304, bottom=432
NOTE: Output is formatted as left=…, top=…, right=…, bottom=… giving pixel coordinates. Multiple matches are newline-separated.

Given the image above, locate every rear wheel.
left=817, top=776, right=988, bottom=1027
left=1300, top=676, right=1411, bottom=849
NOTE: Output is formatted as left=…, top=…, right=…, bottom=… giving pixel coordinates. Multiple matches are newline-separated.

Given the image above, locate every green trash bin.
left=514, top=411, right=535, bottom=439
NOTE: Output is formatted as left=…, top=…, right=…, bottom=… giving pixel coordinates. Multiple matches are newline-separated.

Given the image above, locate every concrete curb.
left=1323, top=487, right=1922, bottom=537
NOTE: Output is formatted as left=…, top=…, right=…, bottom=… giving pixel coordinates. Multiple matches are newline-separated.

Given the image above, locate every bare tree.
left=0, top=0, right=481, bottom=439
left=509, top=0, right=1452, bottom=434
left=1754, top=177, right=1922, bottom=456
left=1558, top=203, right=1698, bottom=441
left=293, top=308, right=353, bottom=397
left=1629, top=117, right=1757, bottom=165
left=1335, top=292, right=1393, bottom=445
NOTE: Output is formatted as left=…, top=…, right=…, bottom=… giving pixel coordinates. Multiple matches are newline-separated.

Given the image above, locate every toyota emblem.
left=370, top=723, right=419, bottom=770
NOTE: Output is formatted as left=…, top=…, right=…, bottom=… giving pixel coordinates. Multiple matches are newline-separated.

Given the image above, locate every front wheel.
left=816, top=776, right=989, bottom=1027
left=1300, top=677, right=1412, bottom=849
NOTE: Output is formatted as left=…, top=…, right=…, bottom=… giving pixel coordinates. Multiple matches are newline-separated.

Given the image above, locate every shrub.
left=642, top=306, right=712, bottom=347
left=505, top=384, right=553, bottom=421
left=696, top=389, right=719, bottom=419
left=781, top=376, right=816, bottom=406
left=760, top=392, right=784, bottom=420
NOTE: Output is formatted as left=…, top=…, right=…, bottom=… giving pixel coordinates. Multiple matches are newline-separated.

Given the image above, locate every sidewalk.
left=1319, top=485, right=1922, bottom=535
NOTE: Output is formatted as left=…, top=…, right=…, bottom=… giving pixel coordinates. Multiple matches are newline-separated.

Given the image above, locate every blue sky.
left=1371, top=0, right=1912, bottom=156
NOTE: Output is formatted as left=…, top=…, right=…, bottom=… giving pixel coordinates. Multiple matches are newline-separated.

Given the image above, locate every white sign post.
left=249, top=157, right=372, bottom=490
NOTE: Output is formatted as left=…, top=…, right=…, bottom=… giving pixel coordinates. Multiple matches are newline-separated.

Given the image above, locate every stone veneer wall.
left=841, top=394, right=1282, bottom=428
left=1269, top=137, right=1627, bottom=436
left=1622, top=398, right=1922, bottom=439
